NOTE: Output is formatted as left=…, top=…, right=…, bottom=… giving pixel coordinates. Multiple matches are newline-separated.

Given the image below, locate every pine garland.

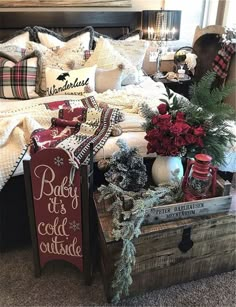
left=98, top=172, right=183, bottom=304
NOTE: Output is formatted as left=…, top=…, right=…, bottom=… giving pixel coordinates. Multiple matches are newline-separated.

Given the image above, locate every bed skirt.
left=0, top=175, right=31, bottom=251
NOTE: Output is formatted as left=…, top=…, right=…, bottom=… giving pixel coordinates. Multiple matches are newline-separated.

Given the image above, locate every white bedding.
left=0, top=76, right=235, bottom=192
left=0, top=77, right=167, bottom=190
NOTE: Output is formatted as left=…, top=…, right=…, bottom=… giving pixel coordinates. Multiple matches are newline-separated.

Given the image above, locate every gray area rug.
left=0, top=246, right=235, bottom=307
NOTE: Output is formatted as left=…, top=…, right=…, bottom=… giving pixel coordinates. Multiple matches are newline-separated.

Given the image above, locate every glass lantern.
left=182, top=154, right=217, bottom=201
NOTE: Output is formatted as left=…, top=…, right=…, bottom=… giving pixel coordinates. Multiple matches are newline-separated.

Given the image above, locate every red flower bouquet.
left=145, top=103, right=206, bottom=157
left=142, top=72, right=236, bottom=166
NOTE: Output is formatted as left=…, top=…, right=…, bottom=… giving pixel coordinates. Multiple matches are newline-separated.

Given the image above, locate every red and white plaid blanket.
left=30, top=100, right=120, bottom=166
left=0, top=95, right=120, bottom=191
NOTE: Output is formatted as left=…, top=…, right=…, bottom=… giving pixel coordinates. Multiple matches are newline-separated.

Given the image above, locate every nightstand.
left=152, top=75, right=193, bottom=99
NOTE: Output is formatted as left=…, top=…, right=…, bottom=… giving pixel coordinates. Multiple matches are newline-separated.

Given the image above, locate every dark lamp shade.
left=142, top=10, right=181, bottom=41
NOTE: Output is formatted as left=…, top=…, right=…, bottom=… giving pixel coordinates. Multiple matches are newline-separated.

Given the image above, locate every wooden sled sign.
left=24, top=147, right=93, bottom=284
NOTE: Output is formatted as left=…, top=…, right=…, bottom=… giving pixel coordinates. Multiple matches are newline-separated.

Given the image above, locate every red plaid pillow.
left=0, top=50, right=41, bottom=99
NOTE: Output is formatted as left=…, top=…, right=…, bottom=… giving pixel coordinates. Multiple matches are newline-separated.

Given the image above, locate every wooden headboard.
left=0, top=11, right=142, bottom=40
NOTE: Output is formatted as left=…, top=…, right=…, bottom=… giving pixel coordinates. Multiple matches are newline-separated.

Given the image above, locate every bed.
left=0, top=11, right=153, bottom=250
left=0, top=11, right=235, bottom=250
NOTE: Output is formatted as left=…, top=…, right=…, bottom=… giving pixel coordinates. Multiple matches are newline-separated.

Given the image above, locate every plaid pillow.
left=0, top=50, right=41, bottom=99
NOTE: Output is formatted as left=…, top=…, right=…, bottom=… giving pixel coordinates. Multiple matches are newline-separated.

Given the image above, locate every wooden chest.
left=94, top=193, right=236, bottom=302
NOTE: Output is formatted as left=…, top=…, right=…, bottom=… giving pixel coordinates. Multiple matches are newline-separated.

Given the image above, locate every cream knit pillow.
left=84, top=37, right=138, bottom=86
left=108, top=39, right=149, bottom=71
left=95, top=65, right=124, bottom=93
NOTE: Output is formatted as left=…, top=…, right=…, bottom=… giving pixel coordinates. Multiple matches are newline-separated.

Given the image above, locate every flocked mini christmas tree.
left=104, top=139, right=147, bottom=192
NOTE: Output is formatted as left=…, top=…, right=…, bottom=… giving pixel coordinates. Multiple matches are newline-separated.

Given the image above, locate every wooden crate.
left=143, top=178, right=232, bottom=225
left=94, top=193, right=236, bottom=302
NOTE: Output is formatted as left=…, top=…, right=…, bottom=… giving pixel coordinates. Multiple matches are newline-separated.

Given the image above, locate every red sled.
left=23, top=144, right=94, bottom=285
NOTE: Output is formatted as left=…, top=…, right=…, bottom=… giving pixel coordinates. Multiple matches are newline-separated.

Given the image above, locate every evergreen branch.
left=210, top=81, right=236, bottom=105
left=189, top=70, right=217, bottom=105
left=98, top=180, right=183, bottom=304
left=140, top=103, right=157, bottom=121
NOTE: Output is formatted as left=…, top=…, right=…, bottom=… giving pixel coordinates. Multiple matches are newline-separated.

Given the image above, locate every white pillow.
left=33, top=26, right=94, bottom=50
left=45, top=65, right=96, bottom=96
left=27, top=41, right=85, bottom=68
left=118, top=29, right=142, bottom=41
left=95, top=66, right=124, bottom=93
left=0, top=45, right=27, bottom=61
left=3, top=32, right=30, bottom=48
left=108, top=39, right=149, bottom=71
left=123, top=34, right=140, bottom=41
left=37, top=31, right=91, bottom=50
left=0, top=28, right=31, bottom=48
left=27, top=41, right=86, bottom=95
left=84, top=37, right=138, bottom=86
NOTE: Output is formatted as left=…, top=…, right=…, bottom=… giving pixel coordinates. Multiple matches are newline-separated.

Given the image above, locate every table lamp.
left=142, top=10, right=181, bottom=79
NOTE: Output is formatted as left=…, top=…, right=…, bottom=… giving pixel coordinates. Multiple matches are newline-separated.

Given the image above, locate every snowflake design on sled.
left=69, top=220, right=80, bottom=232
left=54, top=156, right=64, bottom=166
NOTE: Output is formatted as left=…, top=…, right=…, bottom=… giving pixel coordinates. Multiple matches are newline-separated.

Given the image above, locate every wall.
left=165, top=0, right=205, bottom=47
left=204, top=0, right=218, bottom=25
left=0, top=0, right=163, bottom=12
left=224, top=0, right=236, bottom=27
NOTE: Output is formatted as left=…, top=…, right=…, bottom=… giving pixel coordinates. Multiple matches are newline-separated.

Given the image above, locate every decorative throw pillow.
left=93, top=29, right=142, bottom=42
left=0, top=27, right=33, bottom=48
left=84, top=37, right=138, bottom=86
left=26, top=41, right=87, bottom=95
left=93, top=31, right=111, bottom=39
left=0, top=50, right=41, bottom=99
left=95, top=65, right=124, bottom=93
left=0, top=45, right=27, bottom=62
left=92, top=29, right=142, bottom=50
left=33, top=26, right=94, bottom=50
left=108, top=39, right=149, bottom=71
left=45, top=65, right=96, bottom=96
left=118, top=29, right=143, bottom=41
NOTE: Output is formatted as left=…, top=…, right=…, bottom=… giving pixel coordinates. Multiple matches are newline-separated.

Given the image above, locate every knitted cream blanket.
left=0, top=95, right=101, bottom=191
left=0, top=79, right=172, bottom=191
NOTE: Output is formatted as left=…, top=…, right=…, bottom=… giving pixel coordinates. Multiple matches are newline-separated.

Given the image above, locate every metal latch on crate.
left=178, top=227, right=194, bottom=253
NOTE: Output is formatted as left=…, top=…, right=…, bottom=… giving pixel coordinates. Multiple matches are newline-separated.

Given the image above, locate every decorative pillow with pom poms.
left=95, top=64, right=124, bottom=93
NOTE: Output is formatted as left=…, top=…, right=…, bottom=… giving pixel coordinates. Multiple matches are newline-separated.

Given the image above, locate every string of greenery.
left=98, top=176, right=182, bottom=304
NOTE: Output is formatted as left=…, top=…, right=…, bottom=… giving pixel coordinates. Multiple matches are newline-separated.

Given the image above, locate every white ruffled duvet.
left=0, top=76, right=235, bottom=192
